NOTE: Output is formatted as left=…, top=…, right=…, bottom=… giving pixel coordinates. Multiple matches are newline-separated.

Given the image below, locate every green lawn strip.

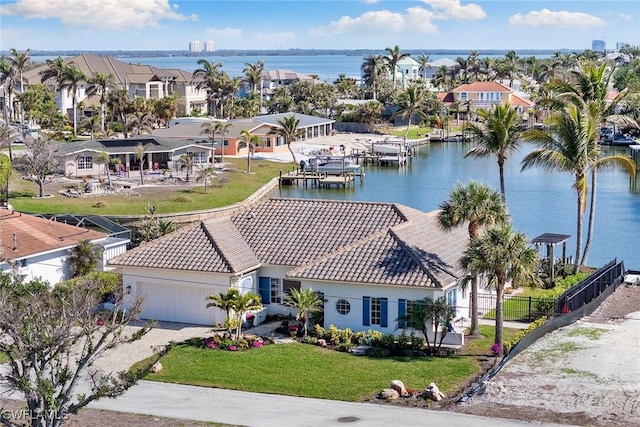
left=0, top=352, right=8, bottom=363
left=10, top=159, right=292, bottom=215
left=457, top=325, right=520, bottom=356
left=147, top=342, right=479, bottom=401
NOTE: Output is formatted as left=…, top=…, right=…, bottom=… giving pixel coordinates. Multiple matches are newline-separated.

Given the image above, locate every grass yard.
left=9, top=158, right=293, bottom=215
left=458, top=325, right=521, bottom=356
left=147, top=340, right=479, bottom=402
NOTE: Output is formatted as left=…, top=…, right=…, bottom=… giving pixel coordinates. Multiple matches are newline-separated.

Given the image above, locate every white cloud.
left=362, top=0, right=379, bottom=4
left=312, top=8, right=437, bottom=36
left=0, top=0, right=197, bottom=30
left=508, top=9, right=606, bottom=28
left=421, top=0, right=486, bottom=21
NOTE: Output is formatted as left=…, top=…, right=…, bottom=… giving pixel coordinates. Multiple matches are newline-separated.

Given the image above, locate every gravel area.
left=453, top=285, right=640, bottom=426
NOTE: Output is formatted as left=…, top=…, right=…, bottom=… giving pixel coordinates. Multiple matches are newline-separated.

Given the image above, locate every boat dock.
left=279, top=170, right=362, bottom=188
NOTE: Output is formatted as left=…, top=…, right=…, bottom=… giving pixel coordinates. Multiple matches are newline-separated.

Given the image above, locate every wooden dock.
left=279, top=170, right=362, bottom=188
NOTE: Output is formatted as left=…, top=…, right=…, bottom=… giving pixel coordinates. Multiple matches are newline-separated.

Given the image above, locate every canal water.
left=273, top=142, right=640, bottom=269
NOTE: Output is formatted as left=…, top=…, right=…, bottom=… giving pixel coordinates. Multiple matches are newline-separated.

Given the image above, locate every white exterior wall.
left=64, top=151, right=103, bottom=178
left=100, top=241, right=130, bottom=271
left=258, top=266, right=298, bottom=317
left=1, top=247, right=73, bottom=285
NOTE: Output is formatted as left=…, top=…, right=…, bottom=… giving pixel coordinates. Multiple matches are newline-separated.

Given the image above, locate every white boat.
left=428, top=129, right=444, bottom=142
left=303, top=156, right=361, bottom=175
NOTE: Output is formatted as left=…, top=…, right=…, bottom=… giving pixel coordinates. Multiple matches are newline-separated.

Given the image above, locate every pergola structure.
left=532, top=233, right=571, bottom=287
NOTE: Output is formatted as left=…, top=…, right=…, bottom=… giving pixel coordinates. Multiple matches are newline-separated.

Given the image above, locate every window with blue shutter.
left=258, top=277, right=270, bottom=304
left=362, top=296, right=370, bottom=326
left=380, top=298, right=388, bottom=328
left=398, top=299, right=406, bottom=329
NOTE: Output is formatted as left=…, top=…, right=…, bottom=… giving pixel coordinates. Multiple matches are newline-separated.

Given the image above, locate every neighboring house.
left=57, top=136, right=213, bottom=178
left=153, top=113, right=336, bottom=158
left=424, top=58, right=459, bottom=81
left=110, top=198, right=469, bottom=343
left=394, top=56, right=421, bottom=88
left=21, top=53, right=208, bottom=117
left=261, top=69, right=319, bottom=100
left=449, top=81, right=534, bottom=114
left=0, top=209, right=128, bottom=283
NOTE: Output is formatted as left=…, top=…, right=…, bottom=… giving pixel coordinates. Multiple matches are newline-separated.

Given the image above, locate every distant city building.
left=189, top=41, right=202, bottom=52
left=616, top=41, right=630, bottom=50
left=204, top=41, right=215, bottom=52
left=592, top=39, right=606, bottom=53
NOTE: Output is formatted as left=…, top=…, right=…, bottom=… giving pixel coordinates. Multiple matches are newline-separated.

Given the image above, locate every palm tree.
left=7, top=48, right=30, bottom=124
left=390, top=85, right=428, bottom=142
left=239, top=129, right=262, bottom=174
left=396, top=296, right=456, bottom=355
left=59, top=64, right=86, bottom=136
left=521, top=103, right=596, bottom=273
left=67, top=240, right=102, bottom=277
left=134, top=143, right=149, bottom=185
left=547, top=60, right=638, bottom=265
left=85, top=72, right=115, bottom=133
left=107, top=87, right=132, bottom=135
left=468, top=50, right=482, bottom=82
left=416, top=53, right=431, bottom=81
left=39, top=56, right=66, bottom=97
left=361, top=55, right=387, bottom=100
left=461, top=224, right=538, bottom=355
left=192, top=59, right=224, bottom=118
left=0, top=57, right=14, bottom=122
left=93, top=150, right=113, bottom=189
left=270, top=114, right=304, bottom=163
left=464, top=103, right=522, bottom=204
left=284, top=287, right=323, bottom=337
left=206, top=289, right=239, bottom=335
left=178, top=153, right=198, bottom=178
left=243, top=60, right=265, bottom=96
left=198, top=167, right=215, bottom=192
left=205, top=121, right=233, bottom=163
left=229, top=292, right=262, bottom=341
left=385, top=45, right=410, bottom=87
left=438, top=181, right=509, bottom=336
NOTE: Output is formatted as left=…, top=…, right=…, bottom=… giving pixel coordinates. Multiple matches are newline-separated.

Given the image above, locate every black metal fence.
left=554, top=259, right=625, bottom=315
left=478, top=294, right=555, bottom=322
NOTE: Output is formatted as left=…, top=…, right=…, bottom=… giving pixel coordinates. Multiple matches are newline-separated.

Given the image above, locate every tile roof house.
left=110, top=198, right=469, bottom=343
left=21, top=53, right=208, bottom=118
left=0, top=209, right=129, bottom=283
left=449, top=81, right=534, bottom=114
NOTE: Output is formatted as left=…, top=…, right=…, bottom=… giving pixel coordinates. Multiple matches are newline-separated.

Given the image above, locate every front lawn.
left=458, top=325, right=521, bottom=356
left=147, top=341, right=479, bottom=402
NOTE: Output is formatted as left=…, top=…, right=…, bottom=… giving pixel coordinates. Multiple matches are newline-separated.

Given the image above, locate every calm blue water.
left=274, top=142, right=640, bottom=270
left=30, top=54, right=524, bottom=84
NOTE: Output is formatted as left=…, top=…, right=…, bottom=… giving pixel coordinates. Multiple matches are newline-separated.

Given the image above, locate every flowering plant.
left=252, top=340, right=263, bottom=348
left=288, top=325, right=299, bottom=332
left=229, top=345, right=237, bottom=351
left=491, top=343, right=501, bottom=356
left=204, top=338, right=216, bottom=349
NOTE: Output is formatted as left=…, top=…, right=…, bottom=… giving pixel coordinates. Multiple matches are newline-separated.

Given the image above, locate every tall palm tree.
left=212, top=122, right=232, bottom=163
left=0, top=57, right=14, bottom=122
left=67, top=240, right=102, bottom=277
left=438, top=181, right=509, bottom=336
left=284, top=288, right=323, bottom=337
left=270, top=114, right=304, bottom=163
left=416, top=53, right=430, bottom=81
left=134, top=143, right=149, bottom=185
left=464, top=103, right=522, bottom=204
left=239, top=129, right=262, bottom=174
left=242, top=60, right=265, bottom=95
left=460, top=224, right=539, bottom=355
left=192, top=59, right=223, bottom=118
left=468, top=50, right=482, bottom=82
left=361, top=55, right=387, bottom=100
left=390, top=85, right=428, bottom=142
left=39, top=56, right=66, bottom=98
left=59, top=64, right=86, bottom=136
left=107, top=87, right=132, bottom=135
left=547, top=61, right=638, bottom=265
left=385, top=45, right=410, bottom=86
left=85, top=72, right=115, bottom=133
left=521, top=103, right=596, bottom=273
left=7, top=48, right=30, bottom=124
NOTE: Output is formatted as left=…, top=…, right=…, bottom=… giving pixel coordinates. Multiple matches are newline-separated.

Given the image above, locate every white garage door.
left=138, top=282, right=220, bottom=325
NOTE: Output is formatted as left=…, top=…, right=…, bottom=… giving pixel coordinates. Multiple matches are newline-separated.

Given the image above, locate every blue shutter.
left=362, top=296, right=370, bottom=326
left=381, top=298, right=388, bottom=328
left=258, top=277, right=270, bottom=304
left=398, top=299, right=406, bottom=329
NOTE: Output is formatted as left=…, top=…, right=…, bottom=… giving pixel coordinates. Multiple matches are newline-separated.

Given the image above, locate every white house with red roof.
left=448, top=81, right=534, bottom=114
left=0, top=209, right=129, bottom=284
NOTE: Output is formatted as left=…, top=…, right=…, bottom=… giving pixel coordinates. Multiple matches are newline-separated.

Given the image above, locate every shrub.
left=203, top=334, right=267, bottom=352
left=504, top=316, right=548, bottom=354
left=364, top=347, right=390, bottom=358
left=336, top=343, right=352, bottom=353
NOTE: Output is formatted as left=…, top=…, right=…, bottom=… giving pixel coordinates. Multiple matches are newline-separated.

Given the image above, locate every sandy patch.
left=456, top=285, right=640, bottom=427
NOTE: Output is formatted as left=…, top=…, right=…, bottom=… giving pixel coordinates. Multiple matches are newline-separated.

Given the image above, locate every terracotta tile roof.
left=0, top=210, right=106, bottom=260
left=509, top=93, right=534, bottom=107
left=110, top=198, right=467, bottom=288
left=453, top=81, right=512, bottom=93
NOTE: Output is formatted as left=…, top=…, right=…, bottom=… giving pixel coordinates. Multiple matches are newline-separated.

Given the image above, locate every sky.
left=0, top=0, right=638, bottom=52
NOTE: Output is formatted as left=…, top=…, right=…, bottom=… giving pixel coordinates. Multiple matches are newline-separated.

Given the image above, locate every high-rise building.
left=616, top=41, right=630, bottom=51
left=592, top=39, right=606, bottom=53
left=204, top=41, right=215, bottom=52
left=189, top=41, right=202, bottom=52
